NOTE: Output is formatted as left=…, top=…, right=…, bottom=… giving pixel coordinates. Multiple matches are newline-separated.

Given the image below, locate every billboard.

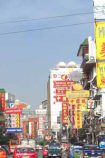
left=95, top=22, right=105, bottom=60
left=96, top=62, right=105, bottom=88
left=93, top=0, right=105, bottom=20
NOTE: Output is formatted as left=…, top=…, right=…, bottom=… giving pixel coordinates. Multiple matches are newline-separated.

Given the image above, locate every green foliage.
left=0, top=135, right=9, bottom=145
left=38, top=139, right=48, bottom=146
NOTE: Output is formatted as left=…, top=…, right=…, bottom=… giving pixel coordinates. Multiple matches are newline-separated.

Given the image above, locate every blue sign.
left=99, top=141, right=105, bottom=149
left=6, top=128, right=22, bottom=133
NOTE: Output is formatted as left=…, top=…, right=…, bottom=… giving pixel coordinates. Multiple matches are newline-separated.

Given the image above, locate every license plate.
left=23, top=156, right=29, bottom=158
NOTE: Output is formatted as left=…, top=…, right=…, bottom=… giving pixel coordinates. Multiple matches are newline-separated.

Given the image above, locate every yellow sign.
left=96, top=62, right=105, bottom=88
left=66, top=90, right=89, bottom=98
left=69, top=98, right=87, bottom=105
left=74, top=105, right=82, bottom=129
left=95, top=22, right=105, bottom=60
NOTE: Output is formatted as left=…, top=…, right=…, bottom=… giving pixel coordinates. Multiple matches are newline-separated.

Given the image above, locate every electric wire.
left=0, top=11, right=94, bottom=25
left=0, top=21, right=94, bottom=37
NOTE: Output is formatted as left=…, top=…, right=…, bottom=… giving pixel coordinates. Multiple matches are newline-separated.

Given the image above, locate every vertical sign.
left=96, top=62, right=105, bottom=88
left=62, top=103, right=68, bottom=124
left=95, top=22, right=105, bottom=60
left=74, top=104, right=82, bottom=129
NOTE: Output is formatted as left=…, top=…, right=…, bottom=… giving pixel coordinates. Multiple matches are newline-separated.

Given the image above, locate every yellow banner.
left=95, top=22, right=105, bottom=60
left=66, top=90, right=89, bottom=98
left=75, top=112, right=82, bottom=129
left=96, top=62, right=105, bottom=88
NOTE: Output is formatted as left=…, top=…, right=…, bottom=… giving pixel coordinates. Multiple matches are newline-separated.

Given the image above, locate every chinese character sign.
left=62, top=103, right=68, bottom=125
left=95, top=22, right=105, bottom=60
left=96, top=62, right=105, bottom=88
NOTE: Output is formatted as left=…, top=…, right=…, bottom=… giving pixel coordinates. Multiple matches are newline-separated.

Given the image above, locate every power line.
left=0, top=11, right=94, bottom=25
left=0, top=21, right=93, bottom=37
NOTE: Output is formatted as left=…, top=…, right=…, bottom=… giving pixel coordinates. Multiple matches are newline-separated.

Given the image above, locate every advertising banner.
left=62, top=103, right=68, bottom=124
left=95, top=22, right=105, bottom=60
left=93, top=0, right=105, bottom=20
left=96, top=62, right=105, bottom=88
left=6, top=113, right=21, bottom=128
left=74, top=104, right=82, bottom=129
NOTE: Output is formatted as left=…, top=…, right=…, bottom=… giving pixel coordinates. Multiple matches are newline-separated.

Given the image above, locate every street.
left=37, top=150, right=69, bottom=158
left=7, top=151, right=69, bottom=158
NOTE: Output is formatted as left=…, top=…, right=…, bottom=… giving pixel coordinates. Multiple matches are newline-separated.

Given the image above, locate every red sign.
left=0, top=93, right=5, bottom=111
left=56, top=89, right=66, bottom=95
left=53, top=81, right=74, bottom=88
left=5, top=108, right=22, bottom=114
left=55, top=96, right=69, bottom=102
left=62, top=103, right=68, bottom=125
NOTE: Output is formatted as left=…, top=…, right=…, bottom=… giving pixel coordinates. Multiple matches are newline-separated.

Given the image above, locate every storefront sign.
left=6, top=128, right=22, bottom=133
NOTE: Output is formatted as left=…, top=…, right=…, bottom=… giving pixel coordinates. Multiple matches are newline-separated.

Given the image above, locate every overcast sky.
left=0, top=0, right=94, bottom=109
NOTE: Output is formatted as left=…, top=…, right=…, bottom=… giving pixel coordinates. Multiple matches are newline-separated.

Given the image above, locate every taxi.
left=13, top=147, right=37, bottom=158
left=69, top=145, right=83, bottom=158
left=0, top=147, right=7, bottom=158
left=42, top=147, right=48, bottom=158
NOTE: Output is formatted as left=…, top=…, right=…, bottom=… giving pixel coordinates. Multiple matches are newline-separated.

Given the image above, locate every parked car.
left=83, top=144, right=104, bottom=158
left=0, top=147, right=7, bottom=158
left=43, top=147, right=48, bottom=158
left=13, top=147, right=37, bottom=158
left=48, top=142, right=62, bottom=158
left=69, top=145, right=83, bottom=158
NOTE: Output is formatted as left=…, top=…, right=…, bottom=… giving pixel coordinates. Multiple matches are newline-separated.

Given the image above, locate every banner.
left=96, top=62, right=105, bottom=88
left=95, top=22, right=105, bottom=60
left=93, top=0, right=105, bottom=20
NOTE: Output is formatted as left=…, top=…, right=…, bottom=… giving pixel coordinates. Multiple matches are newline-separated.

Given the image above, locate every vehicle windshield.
left=16, top=148, right=35, bottom=153
left=84, top=145, right=99, bottom=150
left=73, top=146, right=83, bottom=150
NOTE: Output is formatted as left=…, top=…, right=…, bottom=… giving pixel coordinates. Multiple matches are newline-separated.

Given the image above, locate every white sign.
left=93, top=0, right=105, bottom=19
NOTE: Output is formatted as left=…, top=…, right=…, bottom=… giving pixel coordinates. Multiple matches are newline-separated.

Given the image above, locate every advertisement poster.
left=96, top=62, right=105, bottom=88
left=95, top=22, right=105, bottom=60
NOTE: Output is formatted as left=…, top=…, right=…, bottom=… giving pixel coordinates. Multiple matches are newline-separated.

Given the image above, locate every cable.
left=0, top=21, right=93, bottom=37
left=0, top=11, right=94, bottom=25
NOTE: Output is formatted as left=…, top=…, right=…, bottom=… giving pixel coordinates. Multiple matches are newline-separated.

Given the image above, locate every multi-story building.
left=47, top=62, right=79, bottom=138
left=77, top=36, right=105, bottom=143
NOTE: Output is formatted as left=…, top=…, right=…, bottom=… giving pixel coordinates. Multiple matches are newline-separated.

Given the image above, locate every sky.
left=0, top=0, right=94, bottom=109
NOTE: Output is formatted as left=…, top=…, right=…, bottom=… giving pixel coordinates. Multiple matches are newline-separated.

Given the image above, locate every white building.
left=47, top=62, right=79, bottom=136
